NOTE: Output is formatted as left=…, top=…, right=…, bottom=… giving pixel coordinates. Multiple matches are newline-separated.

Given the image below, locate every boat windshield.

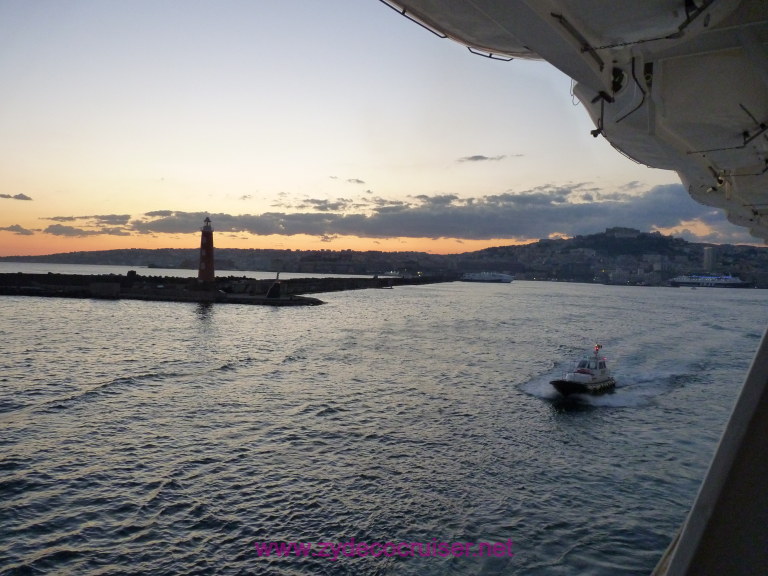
left=577, top=360, right=589, bottom=368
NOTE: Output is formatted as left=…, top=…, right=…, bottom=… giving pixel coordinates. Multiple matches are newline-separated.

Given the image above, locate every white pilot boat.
left=550, top=344, right=616, bottom=396
left=381, top=4, right=768, bottom=572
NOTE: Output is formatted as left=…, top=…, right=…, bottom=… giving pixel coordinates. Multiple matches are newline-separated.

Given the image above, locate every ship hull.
left=551, top=377, right=616, bottom=396
left=670, top=281, right=751, bottom=288
left=669, top=275, right=752, bottom=288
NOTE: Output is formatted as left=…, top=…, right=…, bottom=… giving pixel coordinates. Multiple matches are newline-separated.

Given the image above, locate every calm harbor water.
left=2, top=265, right=767, bottom=575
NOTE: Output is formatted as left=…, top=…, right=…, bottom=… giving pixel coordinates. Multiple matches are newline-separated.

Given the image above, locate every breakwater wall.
left=0, top=272, right=456, bottom=306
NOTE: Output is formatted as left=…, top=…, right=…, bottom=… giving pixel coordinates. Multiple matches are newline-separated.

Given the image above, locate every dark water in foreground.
left=2, top=276, right=767, bottom=575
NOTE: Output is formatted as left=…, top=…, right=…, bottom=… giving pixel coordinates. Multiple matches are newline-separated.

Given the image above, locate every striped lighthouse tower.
left=198, top=217, right=215, bottom=283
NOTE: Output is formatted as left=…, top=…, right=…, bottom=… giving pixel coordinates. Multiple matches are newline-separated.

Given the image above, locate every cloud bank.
left=0, top=224, right=34, bottom=235
left=3, top=183, right=755, bottom=244
left=457, top=155, right=509, bottom=162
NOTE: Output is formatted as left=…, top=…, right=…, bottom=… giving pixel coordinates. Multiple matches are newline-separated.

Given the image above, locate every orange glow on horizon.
left=0, top=231, right=535, bottom=258
left=652, top=220, right=712, bottom=238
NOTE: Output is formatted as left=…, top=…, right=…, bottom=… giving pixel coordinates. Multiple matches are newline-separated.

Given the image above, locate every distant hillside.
left=1, top=229, right=692, bottom=263
left=0, top=248, right=200, bottom=267
left=2, top=227, right=767, bottom=285
left=472, top=228, right=691, bottom=258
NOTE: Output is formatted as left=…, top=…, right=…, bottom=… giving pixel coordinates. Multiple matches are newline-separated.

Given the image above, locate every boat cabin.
left=577, top=358, right=607, bottom=371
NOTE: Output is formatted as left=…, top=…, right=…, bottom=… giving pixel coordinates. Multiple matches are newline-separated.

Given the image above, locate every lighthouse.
left=198, top=217, right=215, bottom=283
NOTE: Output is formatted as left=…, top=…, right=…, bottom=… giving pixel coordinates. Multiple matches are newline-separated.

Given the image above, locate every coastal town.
left=3, top=227, right=768, bottom=288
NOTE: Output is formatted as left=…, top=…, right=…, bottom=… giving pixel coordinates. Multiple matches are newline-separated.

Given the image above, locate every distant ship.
left=669, top=274, right=751, bottom=288
left=459, top=272, right=514, bottom=283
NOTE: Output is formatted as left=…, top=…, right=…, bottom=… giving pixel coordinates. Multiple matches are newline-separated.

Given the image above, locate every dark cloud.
left=372, top=204, right=409, bottom=215
left=47, top=216, right=79, bottom=222
left=93, top=214, right=131, bottom=225
left=0, top=224, right=34, bottom=235
left=298, top=198, right=353, bottom=212
left=328, top=176, right=365, bottom=184
left=239, top=195, right=252, bottom=201
left=369, top=197, right=410, bottom=213
left=42, top=214, right=131, bottom=232
left=0, top=193, right=32, bottom=201
left=98, top=227, right=132, bottom=236
left=483, top=190, right=570, bottom=206
left=131, top=212, right=210, bottom=234
left=43, top=224, right=100, bottom=237
left=414, top=194, right=460, bottom=207
left=24, top=183, right=758, bottom=244
left=457, top=155, right=506, bottom=162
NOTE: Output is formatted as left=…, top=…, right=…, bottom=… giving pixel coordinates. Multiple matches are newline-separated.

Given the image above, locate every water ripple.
left=1, top=284, right=767, bottom=575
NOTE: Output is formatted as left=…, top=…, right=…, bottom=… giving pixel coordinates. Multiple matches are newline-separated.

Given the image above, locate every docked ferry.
left=669, top=274, right=751, bottom=288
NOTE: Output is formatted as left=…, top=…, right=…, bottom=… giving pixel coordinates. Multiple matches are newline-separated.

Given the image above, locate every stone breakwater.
left=0, top=272, right=456, bottom=306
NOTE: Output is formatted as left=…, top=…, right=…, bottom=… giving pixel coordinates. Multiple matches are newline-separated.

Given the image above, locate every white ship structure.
left=669, top=274, right=752, bottom=287
left=378, top=2, right=768, bottom=575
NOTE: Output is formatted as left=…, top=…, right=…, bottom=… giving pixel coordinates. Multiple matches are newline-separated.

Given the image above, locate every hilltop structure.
left=198, top=217, right=214, bottom=283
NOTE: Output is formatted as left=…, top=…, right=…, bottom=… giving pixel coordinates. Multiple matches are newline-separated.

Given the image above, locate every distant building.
left=605, top=227, right=641, bottom=238
left=198, top=217, right=215, bottom=283
left=703, top=246, right=715, bottom=271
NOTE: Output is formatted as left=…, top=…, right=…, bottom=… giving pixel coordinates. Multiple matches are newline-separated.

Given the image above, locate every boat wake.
left=520, top=367, right=695, bottom=408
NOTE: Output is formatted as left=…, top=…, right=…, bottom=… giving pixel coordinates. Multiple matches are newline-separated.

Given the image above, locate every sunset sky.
left=0, top=0, right=759, bottom=257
